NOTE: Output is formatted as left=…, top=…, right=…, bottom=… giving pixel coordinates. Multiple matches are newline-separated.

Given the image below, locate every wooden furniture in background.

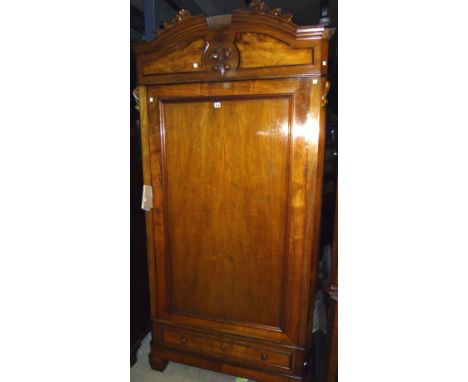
left=130, top=52, right=151, bottom=366
left=132, top=2, right=334, bottom=381
left=325, top=188, right=338, bottom=382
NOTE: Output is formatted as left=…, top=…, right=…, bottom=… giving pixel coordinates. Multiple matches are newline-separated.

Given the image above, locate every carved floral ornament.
left=157, top=9, right=192, bottom=35
left=209, top=46, right=233, bottom=76
left=157, top=1, right=294, bottom=35
left=247, top=0, right=293, bottom=22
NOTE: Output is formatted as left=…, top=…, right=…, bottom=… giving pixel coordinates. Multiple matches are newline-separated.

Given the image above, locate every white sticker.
left=141, top=185, right=153, bottom=212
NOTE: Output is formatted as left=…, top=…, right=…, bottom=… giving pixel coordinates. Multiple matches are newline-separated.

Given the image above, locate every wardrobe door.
left=146, top=78, right=323, bottom=346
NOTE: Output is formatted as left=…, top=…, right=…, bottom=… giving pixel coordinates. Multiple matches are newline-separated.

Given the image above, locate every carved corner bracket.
left=158, top=9, right=192, bottom=35
left=132, top=88, right=140, bottom=111
left=321, top=81, right=331, bottom=108
left=245, top=0, right=293, bottom=22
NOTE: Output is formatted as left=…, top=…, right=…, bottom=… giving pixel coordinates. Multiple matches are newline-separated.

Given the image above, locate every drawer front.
left=222, top=341, right=293, bottom=371
left=161, top=326, right=294, bottom=372
left=162, top=327, right=223, bottom=358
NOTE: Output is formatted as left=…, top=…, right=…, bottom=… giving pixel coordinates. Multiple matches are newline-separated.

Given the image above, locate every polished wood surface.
left=133, top=2, right=333, bottom=381
left=132, top=3, right=334, bottom=85
left=163, top=97, right=289, bottom=328
left=236, top=33, right=313, bottom=68
left=222, top=340, right=292, bottom=371
left=146, top=77, right=324, bottom=348
left=144, top=76, right=325, bottom=381
left=142, top=38, right=206, bottom=76
left=162, top=326, right=224, bottom=358
left=161, top=325, right=294, bottom=372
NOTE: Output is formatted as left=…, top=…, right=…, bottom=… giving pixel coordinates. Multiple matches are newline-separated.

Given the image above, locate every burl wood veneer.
left=132, top=1, right=333, bottom=381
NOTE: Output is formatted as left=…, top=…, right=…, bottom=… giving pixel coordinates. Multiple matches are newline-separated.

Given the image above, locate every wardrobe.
left=132, top=2, right=333, bottom=381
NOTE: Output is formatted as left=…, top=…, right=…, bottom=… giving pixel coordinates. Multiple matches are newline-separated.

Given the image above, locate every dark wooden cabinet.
left=132, top=2, right=333, bottom=381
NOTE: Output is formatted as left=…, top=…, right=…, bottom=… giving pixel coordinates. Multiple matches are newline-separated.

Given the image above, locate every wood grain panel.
left=161, top=96, right=291, bottom=329
left=162, top=327, right=223, bottom=358
left=142, top=39, right=206, bottom=75
left=222, top=341, right=292, bottom=371
left=236, top=33, right=313, bottom=69
left=136, top=86, right=159, bottom=320
left=144, top=77, right=325, bottom=379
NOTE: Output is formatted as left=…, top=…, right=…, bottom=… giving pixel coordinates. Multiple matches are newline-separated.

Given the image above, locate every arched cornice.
left=132, top=1, right=335, bottom=84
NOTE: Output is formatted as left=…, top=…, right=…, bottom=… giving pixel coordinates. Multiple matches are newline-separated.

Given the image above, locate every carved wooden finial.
left=247, top=0, right=293, bottom=22
left=174, top=9, right=191, bottom=22
left=249, top=0, right=266, bottom=13
left=158, top=9, right=192, bottom=35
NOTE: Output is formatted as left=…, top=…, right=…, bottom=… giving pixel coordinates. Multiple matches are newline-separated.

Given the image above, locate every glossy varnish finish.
left=132, top=2, right=333, bottom=381
left=142, top=38, right=206, bottom=75
left=163, top=96, right=289, bottom=328
left=132, top=5, right=333, bottom=85
left=236, top=33, right=313, bottom=68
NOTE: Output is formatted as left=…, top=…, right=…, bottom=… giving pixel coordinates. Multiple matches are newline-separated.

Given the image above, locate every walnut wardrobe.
left=132, top=2, right=333, bottom=381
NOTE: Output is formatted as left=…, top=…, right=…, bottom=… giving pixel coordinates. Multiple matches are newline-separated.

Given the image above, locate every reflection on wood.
left=163, top=97, right=290, bottom=328
left=236, top=33, right=313, bottom=69
left=142, top=39, right=206, bottom=75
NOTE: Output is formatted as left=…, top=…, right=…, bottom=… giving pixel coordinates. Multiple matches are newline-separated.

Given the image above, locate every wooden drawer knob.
left=180, top=336, right=188, bottom=344
left=260, top=353, right=268, bottom=361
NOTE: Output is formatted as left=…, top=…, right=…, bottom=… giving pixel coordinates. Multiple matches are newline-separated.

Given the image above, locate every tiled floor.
left=131, top=333, right=246, bottom=382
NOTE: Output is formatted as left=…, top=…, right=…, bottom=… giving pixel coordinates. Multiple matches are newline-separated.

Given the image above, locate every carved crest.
left=132, top=0, right=333, bottom=83
left=247, top=0, right=293, bottom=22
left=158, top=9, right=192, bottom=35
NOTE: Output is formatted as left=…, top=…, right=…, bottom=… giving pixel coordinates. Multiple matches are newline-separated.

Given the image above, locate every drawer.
left=162, top=327, right=223, bottom=357
left=161, top=326, right=294, bottom=372
left=222, top=341, right=293, bottom=371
